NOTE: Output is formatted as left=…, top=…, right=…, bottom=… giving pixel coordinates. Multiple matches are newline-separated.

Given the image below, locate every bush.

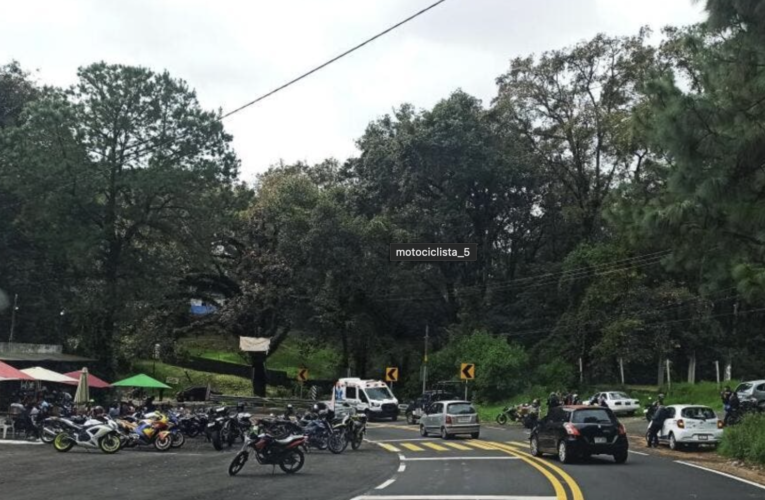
left=429, top=330, right=529, bottom=402
left=719, top=413, right=765, bottom=464
left=535, top=359, right=577, bottom=390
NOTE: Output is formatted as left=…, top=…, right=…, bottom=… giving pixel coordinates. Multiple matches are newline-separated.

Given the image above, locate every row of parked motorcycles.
left=227, top=403, right=368, bottom=476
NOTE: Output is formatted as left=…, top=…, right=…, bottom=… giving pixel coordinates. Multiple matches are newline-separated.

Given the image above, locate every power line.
left=220, top=0, right=449, bottom=120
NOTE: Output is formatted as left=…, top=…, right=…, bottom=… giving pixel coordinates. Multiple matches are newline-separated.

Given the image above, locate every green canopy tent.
left=111, top=373, right=171, bottom=389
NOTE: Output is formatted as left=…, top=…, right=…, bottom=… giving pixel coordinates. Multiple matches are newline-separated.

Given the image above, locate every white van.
left=331, top=378, right=399, bottom=421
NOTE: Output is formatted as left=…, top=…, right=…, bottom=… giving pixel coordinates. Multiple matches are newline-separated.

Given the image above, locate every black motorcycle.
left=345, top=413, right=367, bottom=451
left=228, top=425, right=306, bottom=476
left=208, top=405, right=252, bottom=450
left=300, top=410, right=345, bottom=454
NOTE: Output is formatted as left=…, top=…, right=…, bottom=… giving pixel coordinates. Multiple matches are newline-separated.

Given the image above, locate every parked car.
left=419, top=400, right=479, bottom=439
left=652, top=405, right=723, bottom=450
left=404, top=390, right=457, bottom=425
left=176, top=386, right=221, bottom=402
left=735, top=380, right=765, bottom=408
left=530, top=405, right=628, bottom=464
left=589, top=391, right=641, bottom=416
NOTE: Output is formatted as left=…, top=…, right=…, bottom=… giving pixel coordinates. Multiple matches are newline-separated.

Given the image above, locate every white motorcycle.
left=53, top=417, right=123, bottom=454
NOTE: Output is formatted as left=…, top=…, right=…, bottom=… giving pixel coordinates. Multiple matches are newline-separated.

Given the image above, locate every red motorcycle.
left=228, top=426, right=306, bottom=476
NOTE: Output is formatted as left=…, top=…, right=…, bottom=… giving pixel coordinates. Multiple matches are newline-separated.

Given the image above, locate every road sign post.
left=386, top=367, right=399, bottom=391
left=460, top=363, right=475, bottom=400
left=297, top=368, right=309, bottom=399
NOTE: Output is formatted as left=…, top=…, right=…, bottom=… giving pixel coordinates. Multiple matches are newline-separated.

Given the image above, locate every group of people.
left=546, top=391, right=582, bottom=409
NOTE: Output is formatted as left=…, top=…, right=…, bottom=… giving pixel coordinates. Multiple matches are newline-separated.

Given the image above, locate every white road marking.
left=402, top=456, right=520, bottom=461
left=675, top=461, right=765, bottom=491
left=398, top=453, right=406, bottom=461
left=375, top=479, right=396, bottom=490
left=353, top=496, right=557, bottom=500
left=0, top=440, right=44, bottom=446
left=398, top=463, right=406, bottom=472
left=628, top=450, right=649, bottom=456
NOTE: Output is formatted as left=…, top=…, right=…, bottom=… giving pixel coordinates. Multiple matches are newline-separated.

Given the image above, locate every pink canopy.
left=63, top=370, right=111, bottom=389
left=0, top=361, right=35, bottom=381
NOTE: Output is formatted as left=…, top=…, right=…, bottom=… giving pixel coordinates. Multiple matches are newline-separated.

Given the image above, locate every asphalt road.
left=2, top=421, right=765, bottom=500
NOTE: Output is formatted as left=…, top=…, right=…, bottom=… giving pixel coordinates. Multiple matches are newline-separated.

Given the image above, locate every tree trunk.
left=657, top=357, right=665, bottom=387
left=340, top=324, right=349, bottom=377
left=687, top=352, right=697, bottom=384
left=250, top=352, right=267, bottom=397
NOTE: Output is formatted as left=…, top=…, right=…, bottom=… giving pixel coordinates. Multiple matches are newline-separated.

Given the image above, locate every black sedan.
left=530, top=405, right=628, bottom=464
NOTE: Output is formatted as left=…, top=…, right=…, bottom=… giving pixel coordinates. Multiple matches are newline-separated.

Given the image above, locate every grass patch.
left=719, top=413, right=765, bottom=464
left=129, top=360, right=252, bottom=396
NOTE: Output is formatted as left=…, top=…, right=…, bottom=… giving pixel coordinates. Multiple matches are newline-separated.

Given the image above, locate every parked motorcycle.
left=346, top=413, right=367, bottom=451
left=208, top=405, right=251, bottom=451
left=228, top=426, right=306, bottom=476
left=119, top=412, right=174, bottom=451
left=496, top=403, right=539, bottom=429
left=300, top=409, right=345, bottom=454
left=53, top=417, right=122, bottom=454
left=40, top=415, right=87, bottom=444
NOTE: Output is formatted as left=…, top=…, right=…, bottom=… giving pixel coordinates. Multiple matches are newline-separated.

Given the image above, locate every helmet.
left=657, top=393, right=665, bottom=401
left=92, top=406, right=105, bottom=417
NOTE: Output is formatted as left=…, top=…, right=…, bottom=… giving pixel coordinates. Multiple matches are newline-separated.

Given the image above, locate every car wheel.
left=470, top=432, right=480, bottom=439
left=440, top=427, right=450, bottom=440
left=613, top=450, right=628, bottom=464
left=530, top=435, right=542, bottom=457
left=669, top=432, right=680, bottom=451
left=558, top=441, right=572, bottom=464
left=406, top=412, right=415, bottom=425
left=419, top=425, right=428, bottom=437
left=391, top=414, right=398, bottom=422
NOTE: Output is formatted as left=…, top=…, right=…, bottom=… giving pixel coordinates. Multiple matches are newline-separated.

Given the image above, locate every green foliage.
left=720, top=414, right=765, bottom=465
left=535, top=359, right=577, bottom=391
left=130, top=360, right=252, bottom=396
left=429, top=331, right=529, bottom=402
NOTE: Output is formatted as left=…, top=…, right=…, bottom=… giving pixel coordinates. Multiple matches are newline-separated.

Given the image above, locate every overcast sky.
left=1, top=0, right=705, bottom=181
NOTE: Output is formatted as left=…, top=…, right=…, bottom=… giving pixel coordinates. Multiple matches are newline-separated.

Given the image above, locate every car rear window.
left=571, top=409, right=616, bottom=424
left=681, top=407, right=716, bottom=420
left=609, top=392, right=630, bottom=400
left=447, top=403, right=476, bottom=415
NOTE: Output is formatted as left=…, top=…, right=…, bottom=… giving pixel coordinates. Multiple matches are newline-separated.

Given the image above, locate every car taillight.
left=618, top=423, right=627, bottom=436
left=677, top=419, right=685, bottom=429
left=717, top=420, right=724, bottom=429
left=563, top=423, right=580, bottom=436
left=445, top=415, right=452, bottom=424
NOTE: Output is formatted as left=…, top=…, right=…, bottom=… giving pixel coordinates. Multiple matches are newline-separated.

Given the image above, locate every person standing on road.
left=725, top=391, right=740, bottom=425
left=647, top=404, right=669, bottom=447
left=547, top=392, right=560, bottom=410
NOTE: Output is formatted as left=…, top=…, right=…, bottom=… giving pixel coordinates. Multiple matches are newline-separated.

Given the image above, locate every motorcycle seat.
left=275, top=435, right=304, bottom=445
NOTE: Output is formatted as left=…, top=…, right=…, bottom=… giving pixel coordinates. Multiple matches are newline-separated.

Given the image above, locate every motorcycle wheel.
left=328, top=431, right=346, bottom=454
left=41, top=424, right=58, bottom=444
left=496, top=414, right=508, bottom=425
left=154, top=435, right=173, bottom=452
left=171, top=432, right=186, bottom=448
left=186, top=427, right=200, bottom=438
left=228, top=451, right=248, bottom=476
left=99, top=433, right=122, bottom=454
left=53, top=433, right=75, bottom=452
left=351, top=433, right=363, bottom=450
left=279, top=448, right=305, bottom=474
left=211, top=430, right=223, bottom=451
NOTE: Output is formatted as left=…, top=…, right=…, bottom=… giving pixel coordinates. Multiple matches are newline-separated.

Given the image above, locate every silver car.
left=735, top=380, right=765, bottom=405
left=419, top=400, right=480, bottom=439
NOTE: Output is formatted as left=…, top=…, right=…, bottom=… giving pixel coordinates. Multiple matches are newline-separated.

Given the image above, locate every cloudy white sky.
left=1, top=0, right=705, bottom=181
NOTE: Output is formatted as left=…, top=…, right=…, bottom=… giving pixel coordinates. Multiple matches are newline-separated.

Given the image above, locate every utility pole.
left=422, top=325, right=429, bottom=393
left=8, top=294, right=18, bottom=343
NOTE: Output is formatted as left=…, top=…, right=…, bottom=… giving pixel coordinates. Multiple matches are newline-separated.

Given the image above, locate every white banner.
left=239, top=337, right=271, bottom=353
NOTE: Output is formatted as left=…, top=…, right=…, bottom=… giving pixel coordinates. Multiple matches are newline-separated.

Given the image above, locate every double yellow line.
left=485, top=440, right=584, bottom=500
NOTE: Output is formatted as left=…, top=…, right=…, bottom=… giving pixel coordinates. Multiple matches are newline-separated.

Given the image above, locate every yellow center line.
left=421, top=442, right=450, bottom=451
left=490, top=442, right=584, bottom=500
left=400, top=442, right=426, bottom=451
left=483, top=441, right=567, bottom=500
left=443, top=442, right=472, bottom=451
left=377, top=443, right=401, bottom=452
left=508, top=440, right=529, bottom=447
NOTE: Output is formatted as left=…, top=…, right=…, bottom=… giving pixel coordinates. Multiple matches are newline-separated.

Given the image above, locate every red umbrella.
left=0, top=360, right=35, bottom=381
left=63, top=370, right=111, bottom=389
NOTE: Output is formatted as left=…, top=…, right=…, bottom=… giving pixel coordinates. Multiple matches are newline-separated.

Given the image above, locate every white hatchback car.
left=590, top=391, right=641, bottom=416
left=654, top=405, right=724, bottom=450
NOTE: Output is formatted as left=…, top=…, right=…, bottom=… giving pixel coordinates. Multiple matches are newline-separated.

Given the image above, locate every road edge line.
left=675, top=460, right=765, bottom=491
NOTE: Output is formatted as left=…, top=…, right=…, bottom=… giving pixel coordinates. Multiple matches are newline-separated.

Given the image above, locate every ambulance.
left=331, top=377, right=399, bottom=421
